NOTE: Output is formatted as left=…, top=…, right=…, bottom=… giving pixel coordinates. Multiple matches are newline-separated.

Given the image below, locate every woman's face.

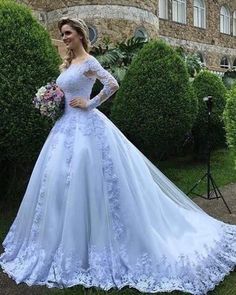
left=60, top=24, right=82, bottom=50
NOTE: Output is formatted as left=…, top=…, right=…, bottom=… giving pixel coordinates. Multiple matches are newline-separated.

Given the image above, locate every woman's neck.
left=72, top=47, right=89, bottom=60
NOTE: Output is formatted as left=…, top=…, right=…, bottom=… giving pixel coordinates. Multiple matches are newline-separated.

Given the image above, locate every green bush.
left=91, top=36, right=147, bottom=118
left=222, top=69, right=236, bottom=90
left=0, top=0, right=61, bottom=163
left=111, top=39, right=198, bottom=160
left=223, top=86, right=236, bottom=168
left=192, top=71, right=227, bottom=158
left=0, top=0, right=61, bottom=205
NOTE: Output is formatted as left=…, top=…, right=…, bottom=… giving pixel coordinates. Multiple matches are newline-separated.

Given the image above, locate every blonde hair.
left=58, top=17, right=92, bottom=72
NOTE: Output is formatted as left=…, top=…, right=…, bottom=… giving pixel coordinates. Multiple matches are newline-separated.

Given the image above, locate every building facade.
left=18, top=0, right=236, bottom=72
left=159, top=0, right=236, bottom=73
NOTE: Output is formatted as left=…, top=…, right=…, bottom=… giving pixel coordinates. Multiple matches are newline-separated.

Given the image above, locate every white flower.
left=36, top=86, right=47, bottom=98
left=40, top=105, right=47, bottom=112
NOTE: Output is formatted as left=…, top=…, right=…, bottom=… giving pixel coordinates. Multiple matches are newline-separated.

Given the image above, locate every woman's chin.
left=65, top=44, right=73, bottom=50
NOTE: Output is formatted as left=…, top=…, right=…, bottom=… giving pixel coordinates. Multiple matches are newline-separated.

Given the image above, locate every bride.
left=0, top=17, right=235, bottom=295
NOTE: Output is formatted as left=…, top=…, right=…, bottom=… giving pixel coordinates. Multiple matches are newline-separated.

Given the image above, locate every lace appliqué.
left=0, top=223, right=236, bottom=294
left=83, top=57, right=119, bottom=110
left=29, top=134, right=59, bottom=242
left=0, top=135, right=59, bottom=257
left=1, top=56, right=236, bottom=294
left=47, top=107, right=128, bottom=242
left=91, top=111, right=127, bottom=242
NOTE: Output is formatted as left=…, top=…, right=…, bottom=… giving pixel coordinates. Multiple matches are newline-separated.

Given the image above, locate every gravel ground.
left=1, top=183, right=236, bottom=295
left=193, top=182, right=236, bottom=224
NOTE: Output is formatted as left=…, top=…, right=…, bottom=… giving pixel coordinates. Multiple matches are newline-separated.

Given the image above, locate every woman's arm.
left=84, top=58, right=119, bottom=111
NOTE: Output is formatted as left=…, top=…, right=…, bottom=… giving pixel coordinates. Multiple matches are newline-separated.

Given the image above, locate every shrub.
left=223, top=86, right=236, bottom=168
left=175, top=47, right=203, bottom=78
left=0, top=0, right=61, bottom=205
left=0, top=0, right=61, bottom=164
left=91, top=36, right=148, bottom=117
left=192, top=71, right=227, bottom=158
left=111, top=39, right=198, bottom=160
left=222, top=69, right=236, bottom=90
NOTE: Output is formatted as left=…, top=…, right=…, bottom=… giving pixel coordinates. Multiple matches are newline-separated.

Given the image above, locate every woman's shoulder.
left=87, top=54, right=98, bottom=64
left=86, top=55, right=103, bottom=71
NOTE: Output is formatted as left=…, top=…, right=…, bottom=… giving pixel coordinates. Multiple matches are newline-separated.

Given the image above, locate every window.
left=134, top=27, right=149, bottom=41
left=172, top=0, right=186, bottom=24
left=88, top=25, right=97, bottom=44
left=233, top=11, right=236, bottom=36
left=233, top=58, right=236, bottom=69
left=193, top=0, right=206, bottom=28
left=159, top=0, right=168, bottom=19
left=220, top=6, right=230, bottom=34
left=196, top=52, right=206, bottom=66
left=220, top=56, right=230, bottom=69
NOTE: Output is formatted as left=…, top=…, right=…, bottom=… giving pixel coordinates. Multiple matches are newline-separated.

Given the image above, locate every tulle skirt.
left=0, top=109, right=236, bottom=295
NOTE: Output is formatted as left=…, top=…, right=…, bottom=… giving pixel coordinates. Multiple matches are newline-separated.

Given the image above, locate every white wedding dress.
left=0, top=55, right=236, bottom=295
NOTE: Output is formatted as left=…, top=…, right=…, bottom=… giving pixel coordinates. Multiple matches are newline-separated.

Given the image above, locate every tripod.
left=187, top=96, right=232, bottom=214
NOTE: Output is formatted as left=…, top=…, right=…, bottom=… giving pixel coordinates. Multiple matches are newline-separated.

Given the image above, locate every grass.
left=46, top=287, right=190, bottom=295
left=158, top=148, right=236, bottom=198
left=43, top=274, right=236, bottom=295
left=0, top=148, right=236, bottom=295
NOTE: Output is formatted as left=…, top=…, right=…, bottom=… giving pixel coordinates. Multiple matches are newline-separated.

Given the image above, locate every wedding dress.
left=0, top=55, right=236, bottom=295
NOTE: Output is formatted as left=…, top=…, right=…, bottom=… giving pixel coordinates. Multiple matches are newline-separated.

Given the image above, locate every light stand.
left=187, top=96, right=232, bottom=214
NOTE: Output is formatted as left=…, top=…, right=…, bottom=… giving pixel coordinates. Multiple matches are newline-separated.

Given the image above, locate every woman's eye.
left=60, top=31, right=71, bottom=38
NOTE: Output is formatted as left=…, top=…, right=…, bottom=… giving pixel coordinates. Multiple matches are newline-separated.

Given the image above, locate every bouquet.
left=32, top=80, right=65, bottom=121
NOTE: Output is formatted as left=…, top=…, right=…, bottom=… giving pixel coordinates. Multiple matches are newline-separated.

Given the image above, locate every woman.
left=0, top=17, right=235, bottom=295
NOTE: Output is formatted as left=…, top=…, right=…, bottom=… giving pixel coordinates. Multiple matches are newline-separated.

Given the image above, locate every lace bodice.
left=56, top=55, right=119, bottom=114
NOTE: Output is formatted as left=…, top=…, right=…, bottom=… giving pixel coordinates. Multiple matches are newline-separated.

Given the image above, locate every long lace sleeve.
left=84, top=57, right=119, bottom=111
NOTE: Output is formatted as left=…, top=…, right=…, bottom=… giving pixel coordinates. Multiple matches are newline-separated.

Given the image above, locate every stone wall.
left=18, top=0, right=236, bottom=71
left=159, top=0, right=236, bottom=48
left=49, top=0, right=158, bottom=14
left=160, top=35, right=236, bottom=71
left=49, top=19, right=158, bottom=45
left=43, top=2, right=159, bottom=58
left=47, top=4, right=159, bottom=42
left=19, top=0, right=158, bottom=14
left=159, top=0, right=236, bottom=71
left=49, top=20, right=158, bottom=59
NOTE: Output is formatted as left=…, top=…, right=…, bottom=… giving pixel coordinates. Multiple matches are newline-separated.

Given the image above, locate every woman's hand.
left=69, top=97, right=88, bottom=109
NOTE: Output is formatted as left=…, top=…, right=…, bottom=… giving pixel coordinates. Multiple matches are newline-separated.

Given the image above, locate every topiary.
left=0, top=0, right=61, bottom=206
left=110, top=39, right=198, bottom=160
left=223, top=86, right=236, bottom=168
left=222, top=69, right=236, bottom=90
left=0, top=0, right=61, bottom=164
left=192, top=71, right=227, bottom=158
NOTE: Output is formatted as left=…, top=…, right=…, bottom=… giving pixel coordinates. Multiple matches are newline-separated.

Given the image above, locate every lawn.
left=159, top=148, right=236, bottom=198
left=0, top=148, right=236, bottom=295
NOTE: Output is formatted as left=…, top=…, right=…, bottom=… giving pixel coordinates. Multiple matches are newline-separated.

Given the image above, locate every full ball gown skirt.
left=0, top=55, right=236, bottom=295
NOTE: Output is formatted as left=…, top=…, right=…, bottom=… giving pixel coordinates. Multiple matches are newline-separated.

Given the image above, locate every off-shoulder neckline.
left=69, top=55, right=94, bottom=68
